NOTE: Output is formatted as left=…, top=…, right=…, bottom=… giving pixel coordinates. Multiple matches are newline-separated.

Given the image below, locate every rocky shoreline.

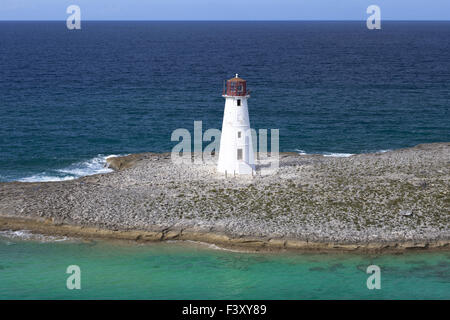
left=0, top=142, right=449, bottom=252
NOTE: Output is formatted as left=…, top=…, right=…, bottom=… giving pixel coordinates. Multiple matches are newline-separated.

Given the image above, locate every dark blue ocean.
left=1, top=21, right=449, bottom=182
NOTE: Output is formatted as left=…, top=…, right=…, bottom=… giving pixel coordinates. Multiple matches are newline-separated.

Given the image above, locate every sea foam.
left=18, top=154, right=118, bottom=182
left=0, top=230, right=72, bottom=243
left=295, top=149, right=354, bottom=157
left=322, top=152, right=354, bottom=158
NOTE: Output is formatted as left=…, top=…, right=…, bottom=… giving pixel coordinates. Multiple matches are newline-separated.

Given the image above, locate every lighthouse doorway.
left=237, top=149, right=243, bottom=160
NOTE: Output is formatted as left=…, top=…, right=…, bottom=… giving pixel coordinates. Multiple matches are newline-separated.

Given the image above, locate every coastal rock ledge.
left=1, top=142, right=449, bottom=252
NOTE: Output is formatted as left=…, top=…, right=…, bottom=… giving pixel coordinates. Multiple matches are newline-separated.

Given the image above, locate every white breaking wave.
left=295, top=148, right=395, bottom=157
left=18, top=154, right=118, bottom=183
left=295, top=149, right=354, bottom=157
left=19, top=175, right=76, bottom=182
left=322, top=152, right=354, bottom=158
left=171, top=240, right=250, bottom=253
left=0, top=230, right=72, bottom=243
left=295, top=149, right=308, bottom=155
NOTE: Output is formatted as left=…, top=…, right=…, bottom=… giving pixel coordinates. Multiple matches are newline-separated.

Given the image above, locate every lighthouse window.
left=237, top=149, right=243, bottom=160
left=237, top=99, right=241, bottom=106
left=237, top=131, right=241, bottom=138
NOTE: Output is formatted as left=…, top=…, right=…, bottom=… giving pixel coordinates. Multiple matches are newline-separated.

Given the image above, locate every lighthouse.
left=217, top=74, right=255, bottom=175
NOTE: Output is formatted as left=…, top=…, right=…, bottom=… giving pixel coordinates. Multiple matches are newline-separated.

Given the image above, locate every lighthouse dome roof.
left=223, top=74, right=248, bottom=96
left=228, top=74, right=246, bottom=82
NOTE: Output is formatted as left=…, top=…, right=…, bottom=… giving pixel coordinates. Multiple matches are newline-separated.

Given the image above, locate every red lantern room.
left=223, top=74, right=249, bottom=96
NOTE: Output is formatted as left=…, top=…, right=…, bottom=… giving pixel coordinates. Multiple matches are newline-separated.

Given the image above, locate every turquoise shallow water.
left=0, top=233, right=448, bottom=299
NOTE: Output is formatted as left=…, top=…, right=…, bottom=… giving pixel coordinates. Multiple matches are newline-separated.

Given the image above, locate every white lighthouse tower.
left=217, top=74, right=255, bottom=175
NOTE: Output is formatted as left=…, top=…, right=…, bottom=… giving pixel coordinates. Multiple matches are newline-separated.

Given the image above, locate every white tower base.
left=217, top=92, right=255, bottom=175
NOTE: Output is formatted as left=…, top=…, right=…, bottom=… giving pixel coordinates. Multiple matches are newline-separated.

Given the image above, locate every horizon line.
left=1, top=19, right=449, bottom=22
